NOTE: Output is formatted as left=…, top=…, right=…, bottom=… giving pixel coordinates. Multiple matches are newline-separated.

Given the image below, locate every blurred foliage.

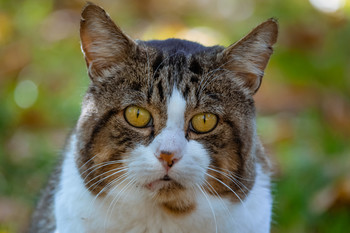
left=0, top=0, right=350, bottom=232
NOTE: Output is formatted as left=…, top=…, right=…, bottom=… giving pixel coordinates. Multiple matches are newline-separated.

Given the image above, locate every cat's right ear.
left=80, top=3, right=136, bottom=80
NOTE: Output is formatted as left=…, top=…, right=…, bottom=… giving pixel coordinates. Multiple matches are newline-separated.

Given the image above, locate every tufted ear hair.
left=80, top=3, right=136, bottom=80
left=219, top=19, right=278, bottom=95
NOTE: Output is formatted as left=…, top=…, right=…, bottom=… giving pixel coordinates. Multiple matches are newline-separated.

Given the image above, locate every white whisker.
left=207, top=167, right=249, bottom=197
left=104, top=177, right=136, bottom=233
left=77, top=154, right=100, bottom=170
left=203, top=180, right=234, bottom=223
left=81, top=160, right=127, bottom=177
left=85, top=167, right=128, bottom=191
left=205, top=173, right=246, bottom=208
left=196, top=184, right=218, bottom=233
left=86, top=173, right=129, bottom=218
left=210, top=165, right=255, bottom=182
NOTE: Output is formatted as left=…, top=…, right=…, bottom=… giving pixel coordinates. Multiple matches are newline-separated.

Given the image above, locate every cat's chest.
left=69, top=195, right=232, bottom=233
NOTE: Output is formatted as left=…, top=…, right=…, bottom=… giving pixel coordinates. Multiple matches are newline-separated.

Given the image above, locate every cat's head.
left=75, top=3, right=277, bottom=215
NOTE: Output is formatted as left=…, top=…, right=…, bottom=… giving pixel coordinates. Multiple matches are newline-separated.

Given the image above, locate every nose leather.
left=159, top=152, right=175, bottom=167
left=155, top=128, right=187, bottom=170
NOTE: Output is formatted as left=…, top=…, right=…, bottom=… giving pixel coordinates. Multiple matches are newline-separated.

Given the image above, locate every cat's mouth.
left=161, top=175, right=171, bottom=181
left=145, top=175, right=179, bottom=191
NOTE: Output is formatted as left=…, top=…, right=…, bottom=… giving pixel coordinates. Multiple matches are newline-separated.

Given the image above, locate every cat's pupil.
left=136, top=109, right=140, bottom=118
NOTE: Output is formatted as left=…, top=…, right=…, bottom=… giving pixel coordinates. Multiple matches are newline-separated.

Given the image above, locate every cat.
left=28, top=2, right=278, bottom=233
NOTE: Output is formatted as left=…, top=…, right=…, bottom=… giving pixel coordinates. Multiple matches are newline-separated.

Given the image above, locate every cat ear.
left=219, top=19, right=278, bottom=94
left=80, top=3, right=136, bottom=79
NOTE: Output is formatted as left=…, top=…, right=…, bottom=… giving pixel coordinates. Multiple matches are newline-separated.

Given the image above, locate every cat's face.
left=76, top=3, right=277, bottom=215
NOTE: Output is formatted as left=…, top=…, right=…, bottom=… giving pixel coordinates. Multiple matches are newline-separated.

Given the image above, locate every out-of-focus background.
left=0, top=0, right=349, bottom=232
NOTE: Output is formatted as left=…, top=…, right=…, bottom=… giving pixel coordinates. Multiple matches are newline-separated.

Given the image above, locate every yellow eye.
left=191, top=113, right=218, bottom=133
left=124, top=106, right=152, bottom=128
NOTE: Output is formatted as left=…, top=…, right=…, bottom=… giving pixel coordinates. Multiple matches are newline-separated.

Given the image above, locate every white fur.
left=154, top=88, right=188, bottom=160
left=127, top=89, right=209, bottom=191
left=54, top=89, right=272, bottom=233
left=165, top=88, right=186, bottom=129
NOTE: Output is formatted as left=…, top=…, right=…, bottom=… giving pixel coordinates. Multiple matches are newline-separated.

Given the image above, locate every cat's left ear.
left=219, top=19, right=278, bottom=95
left=80, top=3, right=136, bottom=80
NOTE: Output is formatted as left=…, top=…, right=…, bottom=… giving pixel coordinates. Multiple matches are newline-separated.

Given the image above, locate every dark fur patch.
left=206, top=93, right=221, bottom=101
left=190, top=75, right=199, bottom=83
left=157, top=81, right=164, bottom=101
left=162, top=201, right=196, bottom=216
left=189, top=58, right=203, bottom=75
left=130, top=82, right=142, bottom=92
left=183, top=85, right=190, bottom=99
left=152, top=52, right=164, bottom=79
left=147, top=86, right=153, bottom=101
left=85, top=108, right=118, bottom=155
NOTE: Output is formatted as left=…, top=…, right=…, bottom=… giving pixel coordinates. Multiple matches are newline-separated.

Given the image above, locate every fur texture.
left=28, top=3, right=278, bottom=233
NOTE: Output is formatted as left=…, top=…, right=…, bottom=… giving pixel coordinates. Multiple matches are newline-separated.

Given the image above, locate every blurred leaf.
left=1, top=0, right=350, bottom=232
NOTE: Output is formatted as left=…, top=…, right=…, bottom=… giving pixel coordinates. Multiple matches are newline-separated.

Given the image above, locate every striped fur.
left=28, top=3, right=278, bottom=233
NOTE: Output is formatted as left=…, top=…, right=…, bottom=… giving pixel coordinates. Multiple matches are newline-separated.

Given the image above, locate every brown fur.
left=155, top=182, right=197, bottom=215
left=27, top=4, right=278, bottom=227
left=28, top=3, right=278, bottom=231
left=75, top=3, right=278, bottom=214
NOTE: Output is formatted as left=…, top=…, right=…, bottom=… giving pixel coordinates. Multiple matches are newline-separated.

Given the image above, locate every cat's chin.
left=144, top=176, right=190, bottom=198
left=145, top=178, right=197, bottom=215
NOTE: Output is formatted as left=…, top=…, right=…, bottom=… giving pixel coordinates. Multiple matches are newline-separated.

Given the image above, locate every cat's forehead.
left=88, top=43, right=251, bottom=115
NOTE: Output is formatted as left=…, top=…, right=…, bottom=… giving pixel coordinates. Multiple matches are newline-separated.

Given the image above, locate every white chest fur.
left=54, top=135, right=272, bottom=233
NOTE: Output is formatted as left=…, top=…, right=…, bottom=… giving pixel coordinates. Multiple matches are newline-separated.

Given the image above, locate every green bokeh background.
left=0, top=0, right=349, bottom=232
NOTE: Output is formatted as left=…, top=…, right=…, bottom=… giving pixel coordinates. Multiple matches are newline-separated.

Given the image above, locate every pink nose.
left=157, top=151, right=179, bottom=169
